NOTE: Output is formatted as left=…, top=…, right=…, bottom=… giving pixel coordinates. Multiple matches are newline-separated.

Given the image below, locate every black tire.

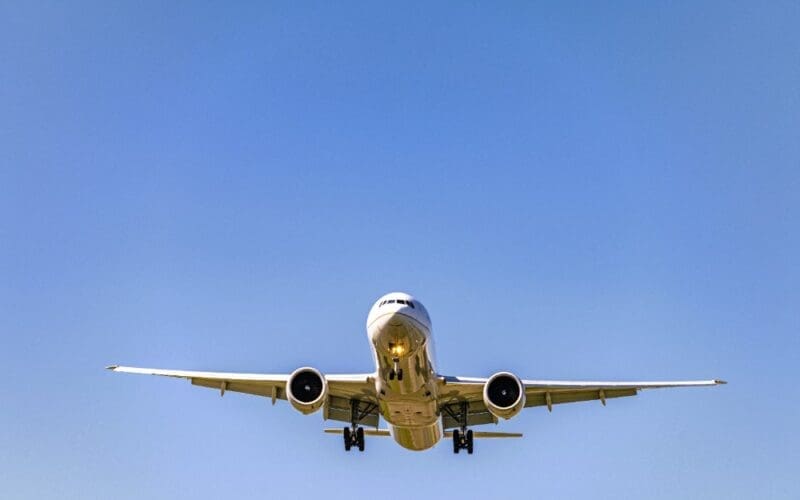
left=343, top=427, right=352, bottom=451
left=357, top=427, right=365, bottom=452
left=466, top=429, right=474, bottom=455
left=389, top=370, right=395, bottom=380
left=397, top=369, right=404, bottom=381
left=452, top=430, right=460, bottom=454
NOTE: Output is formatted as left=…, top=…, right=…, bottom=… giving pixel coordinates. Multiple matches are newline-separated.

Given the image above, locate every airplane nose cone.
left=387, top=312, right=405, bottom=326
left=372, top=311, right=426, bottom=358
left=380, top=313, right=410, bottom=334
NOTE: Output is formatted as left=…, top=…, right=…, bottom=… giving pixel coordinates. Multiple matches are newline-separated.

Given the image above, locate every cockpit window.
left=379, top=298, right=414, bottom=308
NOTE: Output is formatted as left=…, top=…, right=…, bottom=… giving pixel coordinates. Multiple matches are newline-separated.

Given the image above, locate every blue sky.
left=1, top=2, right=798, bottom=499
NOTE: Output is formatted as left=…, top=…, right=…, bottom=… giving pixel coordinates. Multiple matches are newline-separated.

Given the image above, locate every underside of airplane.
left=109, top=292, right=725, bottom=454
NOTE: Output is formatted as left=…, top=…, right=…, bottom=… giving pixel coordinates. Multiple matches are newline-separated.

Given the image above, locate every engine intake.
left=286, top=367, right=328, bottom=415
left=483, top=372, right=526, bottom=420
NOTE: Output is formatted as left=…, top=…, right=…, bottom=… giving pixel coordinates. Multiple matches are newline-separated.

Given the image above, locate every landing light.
left=390, top=344, right=406, bottom=356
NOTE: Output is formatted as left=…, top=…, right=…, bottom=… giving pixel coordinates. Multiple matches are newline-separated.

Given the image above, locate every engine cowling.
left=483, top=371, right=526, bottom=420
left=286, top=367, right=328, bottom=415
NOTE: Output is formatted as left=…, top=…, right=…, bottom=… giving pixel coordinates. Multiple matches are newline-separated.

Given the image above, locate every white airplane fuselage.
left=366, top=292, right=441, bottom=450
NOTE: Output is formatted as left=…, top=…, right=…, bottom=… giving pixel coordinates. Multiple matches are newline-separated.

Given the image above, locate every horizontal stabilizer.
left=444, top=431, right=523, bottom=439
left=324, top=428, right=391, bottom=437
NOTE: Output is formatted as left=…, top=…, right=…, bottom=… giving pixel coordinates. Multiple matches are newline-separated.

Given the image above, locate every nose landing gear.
left=388, top=358, right=403, bottom=381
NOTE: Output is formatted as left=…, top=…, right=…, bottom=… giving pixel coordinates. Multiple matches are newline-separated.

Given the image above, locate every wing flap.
left=524, top=387, right=637, bottom=407
left=324, top=395, right=380, bottom=427
left=441, top=401, right=497, bottom=430
left=191, top=378, right=286, bottom=400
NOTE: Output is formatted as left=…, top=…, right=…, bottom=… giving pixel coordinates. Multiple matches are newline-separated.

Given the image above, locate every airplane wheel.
left=357, top=427, right=365, bottom=452
left=343, top=427, right=352, bottom=451
left=452, top=430, right=460, bottom=454
left=397, top=369, right=404, bottom=381
left=466, top=429, right=474, bottom=455
left=389, top=370, right=395, bottom=380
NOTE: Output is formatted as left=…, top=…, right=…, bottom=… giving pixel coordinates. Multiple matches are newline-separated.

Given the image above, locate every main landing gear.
left=343, top=426, right=365, bottom=452
left=446, top=401, right=474, bottom=454
left=388, top=358, right=403, bottom=381
left=452, top=429, right=474, bottom=455
left=342, top=399, right=376, bottom=453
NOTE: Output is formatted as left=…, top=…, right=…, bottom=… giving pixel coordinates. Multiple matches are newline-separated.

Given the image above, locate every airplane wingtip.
left=715, top=379, right=727, bottom=385
left=106, top=365, right=119, bottom=371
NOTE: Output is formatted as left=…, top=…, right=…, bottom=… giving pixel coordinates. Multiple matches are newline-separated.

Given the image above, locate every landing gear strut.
left=342, top=400, right=376, bottom=452
left=446, top=402, right=474, bottom=454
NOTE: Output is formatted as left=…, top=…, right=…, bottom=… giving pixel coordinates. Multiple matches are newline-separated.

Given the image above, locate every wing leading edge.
left=107, top=365, right=292, bottom=400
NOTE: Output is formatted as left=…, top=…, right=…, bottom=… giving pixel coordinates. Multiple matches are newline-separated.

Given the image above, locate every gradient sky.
left=1, top=2, right=798, bottom=499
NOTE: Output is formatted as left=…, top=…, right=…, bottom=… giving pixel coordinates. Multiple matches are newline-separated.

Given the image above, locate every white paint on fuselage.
left=366, top=292, right=442, bottom=451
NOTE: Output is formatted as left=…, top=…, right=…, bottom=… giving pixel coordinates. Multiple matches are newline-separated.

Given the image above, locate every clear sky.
left=1, top=2, right=798, bottom=499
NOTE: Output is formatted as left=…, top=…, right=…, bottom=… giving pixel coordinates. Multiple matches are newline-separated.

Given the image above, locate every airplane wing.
left=107, top=365, right=380, bottom=427
left=437, top=375, right=725, bottom=429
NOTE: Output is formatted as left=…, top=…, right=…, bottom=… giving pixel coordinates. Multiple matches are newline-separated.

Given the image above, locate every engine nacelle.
left=286, top=367, right=328, bottom=415
left=483, top=371, right=526, bottom=420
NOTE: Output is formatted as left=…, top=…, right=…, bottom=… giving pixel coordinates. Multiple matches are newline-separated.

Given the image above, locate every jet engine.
left=286, top=367, right=328, bottom=415
left=483, top=371, right=526, bottom=420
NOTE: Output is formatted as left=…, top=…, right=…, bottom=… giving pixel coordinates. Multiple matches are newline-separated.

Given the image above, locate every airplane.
left=108, top=291, right=725, bottom=454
